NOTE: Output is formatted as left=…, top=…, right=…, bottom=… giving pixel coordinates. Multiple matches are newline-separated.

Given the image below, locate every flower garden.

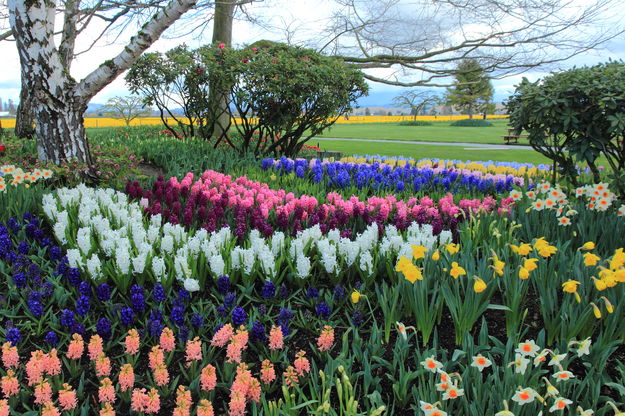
left=1, top=127, right=625, bottom=416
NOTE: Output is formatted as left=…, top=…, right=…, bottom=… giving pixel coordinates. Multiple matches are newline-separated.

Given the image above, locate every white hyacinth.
left=66, top=249, right=83, bottom=269
left=86, top=254, right=102, bottom=279
left=115, top=245, right=131, bottom=275
left=152, top=256, right=166, bottom=281
left=76, top=227, right=91, bottom=255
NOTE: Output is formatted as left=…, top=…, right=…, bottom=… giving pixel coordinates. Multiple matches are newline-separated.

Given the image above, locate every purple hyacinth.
left=6, top=327, right=20, bottom=346
left=262, top=281, right=275, bottom=299
left=316, top=301, right=331, bottom=319
left=217, top=275, right=231, bottom=294
left=60, top=309, right=76, bottom=328
left=79, top=281, right=91, bottom=296
left=96, top=317, right=112, bottom=341
left=191, top=313, right=204, bottom=328
left=306, top=287, right=319, bottom=300
left=153, top=284, right=166, bottom=302
left=231, top=307, right=246, bottom=326
left=120, top=307, right=135, bottom=326
left=250, top=320, right=266, bottom=342
left=28, top=291, right=43, bottom=318
left=171, top=306, right=185, bottom=326
left=45, top=331, right=59, bottom=347
left=75, top=295, right=91, bottom=316
left=224, top=292, right=237, bottom=309
left=96, top=283, right=111, bottom=302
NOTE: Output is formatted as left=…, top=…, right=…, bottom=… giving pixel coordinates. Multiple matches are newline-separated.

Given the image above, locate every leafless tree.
left=393, top=89, right=441, bottom=119
left=320, top=0, right=625, bottom=87
left=101, top=95, right=152, bottom=126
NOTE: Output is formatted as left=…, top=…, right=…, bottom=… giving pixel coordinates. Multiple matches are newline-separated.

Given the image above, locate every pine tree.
left=446, top=59, right=493, bottom=119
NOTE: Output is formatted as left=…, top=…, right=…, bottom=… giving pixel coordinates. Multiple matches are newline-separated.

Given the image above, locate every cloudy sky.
left=1, top=0, right=624, bottom=108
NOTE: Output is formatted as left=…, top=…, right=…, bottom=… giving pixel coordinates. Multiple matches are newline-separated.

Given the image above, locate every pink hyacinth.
left=268, top=325, right=283, bottom=350
left=211, top=324, right=234, bottom=347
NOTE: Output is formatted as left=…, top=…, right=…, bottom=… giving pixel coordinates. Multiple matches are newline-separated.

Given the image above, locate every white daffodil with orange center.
left=420, top=356, right=443, bottom=373
left=552, top=370, right=575, bottom=382
left=549, top=397, right=572, bottom=412
left=442, top=382, right=464, bottom=400
left=516, top=340, right=540, bottom=357
left=511, top=387, right=537, bottom=405
left=470, top=354, right=492, bottom=372
left=509, top=353, right=530, bottom=375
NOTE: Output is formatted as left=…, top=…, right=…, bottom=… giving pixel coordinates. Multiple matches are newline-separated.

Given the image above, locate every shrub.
left=398, top=120, right=433, bottom=126
left=450, top=119, right=493, bottom=127
left=507, top=61, right=625, bottom=197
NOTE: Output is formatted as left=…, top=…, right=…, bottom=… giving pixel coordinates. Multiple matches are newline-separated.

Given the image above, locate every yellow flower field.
left=0, top=114, right=509, bottom=129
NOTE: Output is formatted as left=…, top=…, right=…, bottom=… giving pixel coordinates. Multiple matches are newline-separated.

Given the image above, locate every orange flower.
left=1, top=370, right=19, bottom=398
left=99, top=377, right=116, bottom=403
left=1, top=342, right=18, bottom=369
left=125, top=329, right=140, bottom=355
left=200, top=364, right=217, bottom=392
left=185, top=337, right=202, bottom=363
left=58, top=383, right=78, bottom=410
left=88, top=335, right=104, bottom=360
left=118, top=363, right=135, bottom=392
left=66, top=334, right=84, bottom=360
left=197, top=399, right=214, bottom=416
left=95, top=353, right=111, bottom=377
left=159, top=327, right=175, bottom=353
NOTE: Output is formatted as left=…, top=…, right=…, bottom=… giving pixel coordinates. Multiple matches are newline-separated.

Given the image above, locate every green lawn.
left=318, top=119, right=528, bottom=145
left=315, top=139, right=554, bottom=165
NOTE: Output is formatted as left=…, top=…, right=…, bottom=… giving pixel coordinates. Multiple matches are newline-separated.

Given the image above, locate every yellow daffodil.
left=510, top=243, right=532, bottom=256
left=614, top=268, right=625, bottom=283
left=518, top=267, right=530, bottom=280
left=351, top=290, right=361, bottom=304
left=602, top=296, right=614, bottom=313
left=490, top=252, right=506, bottom=276
left=450, top=262, right=466, bottom=279
left=538, top=244, right=558, bottom=258
left=562, top=280, right=580, bottom=293
left=610, top=248, right=625, bottom=270
left=445, top=243, right=460, bottom=255
left=583, top=253, right=600, bottom=267
left=432, top=250, right=440, bottom=261
left=591, top=277, right=607, bottom=291
left=607, top=401, right=625, bottom=416
left=562, top=280, right=581, bottom=303
left=590, top=302, right=602, bottom=319
left=533, top=237, right=549, bottom=250
left=403, top=264, right=423, bottom=283
left=395, top=256, right=412, bottom=273
left=523, top=258, right=539, bottom=272
left=473, top=276, right=487, bottom=293
left=411, top=245, right=428, bottom=260
left=580, top=241, right=596, bottom=251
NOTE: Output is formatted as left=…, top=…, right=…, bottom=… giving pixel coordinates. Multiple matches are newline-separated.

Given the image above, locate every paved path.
left=314, top=137, right=532, bottom=150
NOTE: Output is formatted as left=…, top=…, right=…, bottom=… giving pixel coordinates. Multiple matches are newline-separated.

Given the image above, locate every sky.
left=1, top=0, right=625, bottom=108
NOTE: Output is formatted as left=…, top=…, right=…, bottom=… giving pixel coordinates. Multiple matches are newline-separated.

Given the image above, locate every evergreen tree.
left=446, top=59, right=493, bottom=119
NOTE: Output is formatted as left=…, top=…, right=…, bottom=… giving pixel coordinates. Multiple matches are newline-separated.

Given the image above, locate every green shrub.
left=398, top=120, right=433, bottom=126
left=450, top=119, right=493, bottom=127
left=507, top=61, right=625, bottom=198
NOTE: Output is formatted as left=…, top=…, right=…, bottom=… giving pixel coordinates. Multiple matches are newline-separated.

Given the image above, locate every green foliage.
left=398, top=120, right=433, bottom=126
left=125, top=45, right=207, bottom=139
left=507, top=61, right=625, bottom=197
left=127, top=43, right=368, bottom=157
left=449, top=119, right=493, bottom=127
left=446, top=59, right=494, bottom=118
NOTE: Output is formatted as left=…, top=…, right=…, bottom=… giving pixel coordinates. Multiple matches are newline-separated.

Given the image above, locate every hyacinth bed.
left=2, top=133, right=625, bottom=416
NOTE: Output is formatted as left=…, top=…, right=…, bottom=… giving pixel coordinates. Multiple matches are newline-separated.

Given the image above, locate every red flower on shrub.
left=0, top=144, right=5, bottom=154
left=218, top=43, right=225, bottom=49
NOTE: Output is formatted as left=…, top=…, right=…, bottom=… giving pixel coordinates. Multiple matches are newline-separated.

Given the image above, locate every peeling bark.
left=9, top=0, right=196, bottom=164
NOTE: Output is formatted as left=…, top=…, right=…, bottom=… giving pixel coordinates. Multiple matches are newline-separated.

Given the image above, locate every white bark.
left=8, top=0, right=197, bottom=164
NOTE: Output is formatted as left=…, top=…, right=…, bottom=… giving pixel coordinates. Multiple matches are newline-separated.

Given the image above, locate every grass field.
left=315, top=138, right=552, bottom=165
left=317, top=119, right=527, bottom=145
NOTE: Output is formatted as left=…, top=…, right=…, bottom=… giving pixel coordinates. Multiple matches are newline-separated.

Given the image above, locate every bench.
left=502, top=128, right=527, bottom=145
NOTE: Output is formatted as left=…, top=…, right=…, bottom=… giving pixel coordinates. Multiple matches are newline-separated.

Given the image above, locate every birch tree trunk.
left=8, top=0, right=196, bottom=165
left=14, top=76, right=35, bottom=139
